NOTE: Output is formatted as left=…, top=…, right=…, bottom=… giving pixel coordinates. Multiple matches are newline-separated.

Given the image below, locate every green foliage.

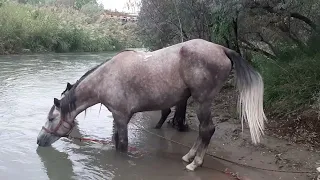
left=25, top=0, right=47, bottom=5
left=254, top=50, right=320, bottom=115
left=80, top=1, right=104, bottom=16
left=211, top=13, right=233, bottom=46
left=79, top=1, right=104, bottom=23
left=138, top=0, right=320, bottom=143
left=306, top=29, right=320, bottom=54
left=0, top=2, right=141, bottom=54
left=138, top=0, right=320, bottom=115
left=74, top=0, right=96, bottom=9
left=0, top=0, right=7, bottom=7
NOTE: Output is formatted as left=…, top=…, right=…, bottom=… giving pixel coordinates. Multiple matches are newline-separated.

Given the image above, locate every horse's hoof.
left=154, top=125, right=162, bottom=129
left=185, top=163, right=197, bottom=171
left=118, top=148, right=128, bottom=153
left=116, top=143, right=128, bottom=153
left=178, top=124, right=189, bottom=132
left=170, top=121, right=176, bottom=128
left=182, top=154, right=191, bottom=163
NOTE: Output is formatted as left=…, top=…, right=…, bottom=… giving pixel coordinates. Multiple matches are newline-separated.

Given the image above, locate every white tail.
left=224, top=49, right=267, bottom=144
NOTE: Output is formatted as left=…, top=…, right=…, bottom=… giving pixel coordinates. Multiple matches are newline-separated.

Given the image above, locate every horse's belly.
left=131, top=79, right=189, bottom=112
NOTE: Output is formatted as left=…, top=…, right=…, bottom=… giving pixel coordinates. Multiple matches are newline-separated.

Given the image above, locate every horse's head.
left=37, top=82, right=77, bottom=147
left=37, top=96, right=76, bottom=147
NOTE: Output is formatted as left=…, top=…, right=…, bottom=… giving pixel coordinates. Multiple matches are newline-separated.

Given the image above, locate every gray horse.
left=61, top=82, right=188, bottom=131
left=37, top=39, right=267, bottom=171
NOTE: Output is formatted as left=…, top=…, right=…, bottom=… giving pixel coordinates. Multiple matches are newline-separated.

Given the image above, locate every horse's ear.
left=54, top=98, right=60, bottom=108
left=67, top=82, right=72, bottom=90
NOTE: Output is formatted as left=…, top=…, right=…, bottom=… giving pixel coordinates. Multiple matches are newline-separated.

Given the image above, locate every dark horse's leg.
left=171, top=98, right=188, bottom=131
left=154, top=98, right=189, bottom=131
left=155, top=108, right=171, bottom=129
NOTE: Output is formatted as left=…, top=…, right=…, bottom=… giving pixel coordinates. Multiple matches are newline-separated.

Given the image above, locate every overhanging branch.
left=240, top=39, right=277, bottom=60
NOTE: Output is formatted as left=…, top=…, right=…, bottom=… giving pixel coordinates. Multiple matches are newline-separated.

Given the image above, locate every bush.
left=253, top=49, right=320, bottom=116
left=0, top=2, right=142, bottom=54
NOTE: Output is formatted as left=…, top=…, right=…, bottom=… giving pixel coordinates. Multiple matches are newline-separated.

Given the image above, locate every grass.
left=251, top=43, right=320, bottom=145
left=0, top=2, right=142, bottom=54
left=253, top=49, right=320, bottom=116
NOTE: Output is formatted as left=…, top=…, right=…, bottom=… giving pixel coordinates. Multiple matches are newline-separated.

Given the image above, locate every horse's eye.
left=48, top=117, right=54, bottom=121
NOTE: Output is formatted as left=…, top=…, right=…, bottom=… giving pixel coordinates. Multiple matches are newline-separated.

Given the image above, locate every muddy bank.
left=169, top=79, right=320, bottom=180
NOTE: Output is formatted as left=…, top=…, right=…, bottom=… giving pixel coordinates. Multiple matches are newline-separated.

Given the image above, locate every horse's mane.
left=59, top=58, right=109, bottom=116
left=72, top=49, right=136, bottom=90
left=59, top=49, right=136, bottom=116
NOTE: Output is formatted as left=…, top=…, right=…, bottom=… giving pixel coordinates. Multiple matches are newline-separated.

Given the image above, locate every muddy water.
left=0, top=53, right=232, bottom=180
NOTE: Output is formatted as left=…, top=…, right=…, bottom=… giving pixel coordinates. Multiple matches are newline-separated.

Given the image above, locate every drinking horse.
left=37, top=39, right=267, bottom=171
left=61, top=81, right=188, bottom=131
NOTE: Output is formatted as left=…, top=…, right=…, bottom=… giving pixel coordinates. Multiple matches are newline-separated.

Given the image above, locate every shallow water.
left=0, top=52, right=231, bottom=180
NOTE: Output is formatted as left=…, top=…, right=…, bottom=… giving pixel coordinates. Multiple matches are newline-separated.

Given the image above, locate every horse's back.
left=103, top=39, right=232, bottom=111
left=105, top=46, right=188, bottom=112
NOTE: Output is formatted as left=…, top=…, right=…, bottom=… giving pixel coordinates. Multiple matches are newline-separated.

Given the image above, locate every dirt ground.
left=168, top=80, right=320, bottom=180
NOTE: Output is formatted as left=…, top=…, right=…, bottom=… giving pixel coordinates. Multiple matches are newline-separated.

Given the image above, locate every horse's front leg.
left=112, top=112, right=132, bottom=152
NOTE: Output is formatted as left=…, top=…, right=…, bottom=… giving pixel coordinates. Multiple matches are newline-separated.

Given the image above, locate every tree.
left=138, top=0, right=320, bottom=59
left=138, top=0, right=213, bottom=50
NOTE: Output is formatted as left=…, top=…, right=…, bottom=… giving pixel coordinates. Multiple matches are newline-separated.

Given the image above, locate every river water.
left=0, top=52, right=232, bottom=180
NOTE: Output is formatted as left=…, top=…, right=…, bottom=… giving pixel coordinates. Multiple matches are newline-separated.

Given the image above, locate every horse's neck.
left=71, top=78, right=100, bottom=118
left=72, top=61, right=115, bottom=116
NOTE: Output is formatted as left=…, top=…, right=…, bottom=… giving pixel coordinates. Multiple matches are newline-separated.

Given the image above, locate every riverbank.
left=176, top=52, right=320, bottom=149
left=170, top=76, right=320, bottom=180
left=0, top=2, right=141, bottom=55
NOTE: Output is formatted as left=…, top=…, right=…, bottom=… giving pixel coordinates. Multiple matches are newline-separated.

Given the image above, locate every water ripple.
left=0, top=53, right=115, bottom=180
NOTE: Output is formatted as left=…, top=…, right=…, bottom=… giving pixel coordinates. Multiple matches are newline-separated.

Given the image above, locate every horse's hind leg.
left=155, top=108, right=171, bottom=129
left=112, top=112, right=132, bottom=152
left=184, top=101, right=215, bottom=171
left=172, top=98, right=188, bottom=132
left=155, top=99, right=189, bottom=131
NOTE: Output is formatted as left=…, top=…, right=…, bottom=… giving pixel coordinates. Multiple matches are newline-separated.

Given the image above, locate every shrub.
left=0, top=1, right=142, bottom=54
left=253, top=49, right=320, bottom=116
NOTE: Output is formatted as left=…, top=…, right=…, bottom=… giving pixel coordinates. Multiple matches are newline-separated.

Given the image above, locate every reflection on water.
left=37, top=146, right=75, bottom=180
left=0, top=52, right=230, bottom=180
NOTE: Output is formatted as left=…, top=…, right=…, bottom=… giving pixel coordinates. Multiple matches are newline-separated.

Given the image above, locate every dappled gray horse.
left=37, top=39, right=267, bottom=171
left=61, top=77, right=188, bottom=131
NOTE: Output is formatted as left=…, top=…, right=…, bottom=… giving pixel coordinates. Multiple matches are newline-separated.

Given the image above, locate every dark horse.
left=37, top=39, right=267, bottom=171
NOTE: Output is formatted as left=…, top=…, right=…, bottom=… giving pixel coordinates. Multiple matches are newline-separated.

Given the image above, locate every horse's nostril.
left=37, top=139, right=40, bottom=145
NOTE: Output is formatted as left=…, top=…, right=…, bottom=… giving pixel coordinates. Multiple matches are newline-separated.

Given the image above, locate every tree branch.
left=172, top=0, right=183, bottom=42
left=240, top=39, right=277, bottom=60
left=248, top=2, right=317, bottom=31
left=256, top=32, right=278, bottom=56
left=149, top=0, right=189, bottom=40
left=290, top=12, right=317, bottom=31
